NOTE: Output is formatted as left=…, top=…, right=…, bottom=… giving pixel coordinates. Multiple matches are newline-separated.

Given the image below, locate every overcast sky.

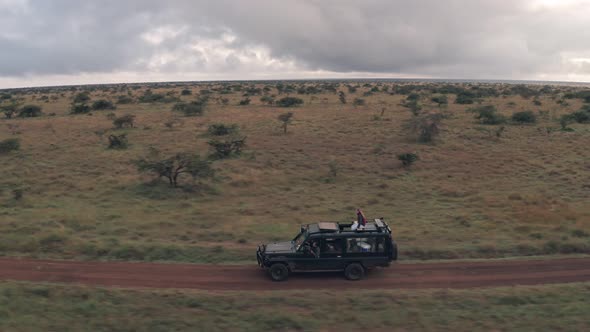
left=1, top=0, right=590, bottom=88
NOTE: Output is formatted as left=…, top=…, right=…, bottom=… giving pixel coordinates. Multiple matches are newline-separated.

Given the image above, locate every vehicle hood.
left=264, top=241, right=295, bottom=254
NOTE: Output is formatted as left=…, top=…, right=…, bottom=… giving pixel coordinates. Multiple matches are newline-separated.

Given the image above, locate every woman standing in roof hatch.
left=356, top=208, right=367, bottom=229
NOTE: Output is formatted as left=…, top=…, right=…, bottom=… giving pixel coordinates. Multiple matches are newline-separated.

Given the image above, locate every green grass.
left=0, top=82, right=589, bottom=263
left=0, top=281, right=589, bottom=331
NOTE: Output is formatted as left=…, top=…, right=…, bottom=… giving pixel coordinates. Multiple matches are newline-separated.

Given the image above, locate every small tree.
left=1, top=103, right=19, bottom=119
left=260, top=95, right=274, bottom=105
left=73, top=92, right=90, bottom=103
left=71, top=103, right=91, bottom=114
left=208, top=137, right=246, bottom=159
left=470, top=105, right=507, bottom=125
left=238, top=98, right=251, bottom=106
left=398, top=153, right=419, bottom=167
left=207, top=123, right=239, bottom=136
left=113, top=114, right=136, bottom=129
left=338, top=91, right=347, bottom=104
left=511, top=111, right=536, bottom=124
left=276, top=97, right=304, bottom=107
left=107, top=134, right=128, bottom=149
left=135, top=151, right=213, bottom=187
left=91, top=99, right=116, bottom=110
left=172, top=101, right=205, bottom=116
left=18, top=104, right=43, bottom=117
left=353, top=98, right=366, bottom=107
left=431, top=95, right=448, bottom=107
left=0, top=138, right=20, bottom=154
left=278, top=112, right=294, bottom=134
left=405, top=113, right=443, bottom=143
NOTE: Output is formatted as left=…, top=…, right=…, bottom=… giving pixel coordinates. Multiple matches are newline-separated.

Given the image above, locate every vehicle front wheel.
left=269, top=263, right=289, bottom=281
left=344, top=263, right=365, bottom=281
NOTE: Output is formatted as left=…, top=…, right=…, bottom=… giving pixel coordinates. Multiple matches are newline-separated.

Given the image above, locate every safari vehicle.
left=256, top=219, right=398, bottom=281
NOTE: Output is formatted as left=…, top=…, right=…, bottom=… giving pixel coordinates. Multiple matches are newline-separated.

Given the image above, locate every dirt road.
left=1, top=257, right=589, bottom=291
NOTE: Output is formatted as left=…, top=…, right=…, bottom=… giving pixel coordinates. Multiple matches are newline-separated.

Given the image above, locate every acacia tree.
left=278, top=112, right=294, bottom=134
left=404, top=113, right=444, bottom=143
left=135, top=151, right=213, bottom=187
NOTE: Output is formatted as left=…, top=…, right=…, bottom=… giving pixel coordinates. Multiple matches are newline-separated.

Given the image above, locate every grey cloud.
left=0, top=0, right=589, bottom=82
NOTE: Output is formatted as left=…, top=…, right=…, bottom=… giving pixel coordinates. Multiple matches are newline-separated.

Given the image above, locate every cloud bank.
left=1, top=0, right=590, bottom=88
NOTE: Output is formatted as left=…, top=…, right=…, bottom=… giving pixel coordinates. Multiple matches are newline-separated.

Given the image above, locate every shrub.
left=470, top=105, right=507, bottom=125
left=431, top=94, right=448, bottom=107
left=338, top=91, right=347, bottom=104
left=404, top=113, right=443, bottom=143
left=70, top=103, right=90, bottom=114
left=398, top=153, right=419, bottom=167
left=1, top=103, right=19, bottom=119
left=107, top=134, right=128, bottom=149
left=138, top=90, right=178, bottom=103
left=113, top=114, right=136, bottom=129
left=260, top=95, right=274, bottom=105
left=73, top=92, right=90, bottom=103
left=455, top=91, right=476, bottom=104
left=172, top=101, right=205, bottom=116
left=18, top=104, right=43, bottom=117
left=238, top=98, right=251, bottom=106
left=0, top=138, right=20, bottom=153
left=207, top=123, right=239, bottom=136
left=511, top=111, right=537, bottom=124
left=91, top=99, right=116, bottom=110
left=135, top=151, right=213, bottom=187
left=181, top=89, right=192, bottom=96
left=276, top=97, right=304, bottom=107
left=353, top=98, right=365, bottom=106
left=208, top=137, right=246, bottom=159
left=278, top=112, right=294, bottom=134
left=570, top=110, right=590, bottom=123
left=116, top=95, right=134, bottom=104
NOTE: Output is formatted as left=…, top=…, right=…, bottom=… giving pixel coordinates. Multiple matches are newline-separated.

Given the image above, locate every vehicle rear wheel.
left=344, top=263, right=365, bottom=281
left=269, top=263, right=289, bottom=281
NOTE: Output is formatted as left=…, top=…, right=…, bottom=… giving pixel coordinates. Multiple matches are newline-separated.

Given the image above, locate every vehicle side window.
left=375, top=237, right=386, bottom=253
left=347, top=237, right=376, bottom=253
left=323, top=238, right=343, bottom=254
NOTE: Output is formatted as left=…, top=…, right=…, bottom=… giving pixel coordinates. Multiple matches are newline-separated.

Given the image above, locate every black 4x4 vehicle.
left=257, top=219, right=397, bottom=281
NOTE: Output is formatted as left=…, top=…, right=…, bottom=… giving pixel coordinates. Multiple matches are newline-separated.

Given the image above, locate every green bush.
left=470, top=105, right=507, bottom=125
left=1, top=103, right=19, bottom=119
left=70, top=103, right=90, bottom=114
left=0, top=138, right=20, bottom=154
left=181, top=89, right=192, bottom=96
left=91, top=99, right=116, bottom=110
left=113, top=114, right=135, bottom=129
left=276, top=97, right=304, bottom=107
left=398, top=153, right=419, bottom=167
left=207, top=123, right=239, bottom=136
left=172, top=101, right=205, bottom=116
left=511, top=111, right=537, bottom=124
left=18, top=104, right=43, bottom=117
left=208, top=137, right=246, bottom=159
left=73, top=92, right=90, bottom=103
left=353, top=98, right=366, bottom=106
left=107, top=134, right=128, bottom=149
left=570, top=110, right=590, bottom=123
left=238, top=98, right=251, bottom=106
left=116, top=95, right=134, bottom=104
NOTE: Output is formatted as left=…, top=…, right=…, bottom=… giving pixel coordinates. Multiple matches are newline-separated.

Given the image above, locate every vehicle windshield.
left=293, top=229, right=308, bottom=249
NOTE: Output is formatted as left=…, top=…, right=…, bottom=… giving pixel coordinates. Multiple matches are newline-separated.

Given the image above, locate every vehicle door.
left=293, top=238, right=322, bottom=271
left=319, top=237, right=345, bottom=270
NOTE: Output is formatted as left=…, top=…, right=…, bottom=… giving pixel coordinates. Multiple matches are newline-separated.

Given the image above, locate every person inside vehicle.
left=304, top=240, right=320, bottom=258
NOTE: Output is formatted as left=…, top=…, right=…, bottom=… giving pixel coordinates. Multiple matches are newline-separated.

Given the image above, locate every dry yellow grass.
left=0, top=82, right=589, bottom=262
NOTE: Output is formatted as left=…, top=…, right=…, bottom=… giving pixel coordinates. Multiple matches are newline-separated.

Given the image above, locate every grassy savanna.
left=0, top=281, right=589, bottom=331
left=0, top=82, right=589, bottom=262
